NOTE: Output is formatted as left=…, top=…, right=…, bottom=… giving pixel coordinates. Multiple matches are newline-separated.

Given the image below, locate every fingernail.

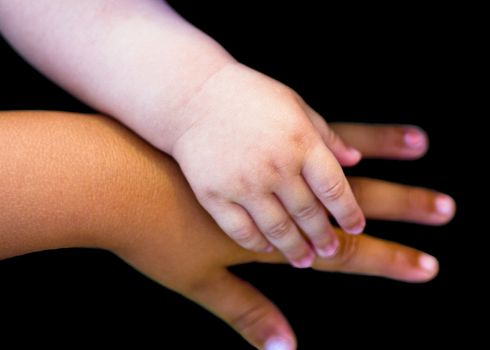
left=419, top=254, right=438, bottom=272
left=404, top=129, right=425, bottom=148
left=317, top=239, right=339, bottom=258
left=435, top=195, right=454, bottom=216
left=347, top=219, right=365, bottom=235
left=263, top=244, right=274, bottom=253
left=347, top=147, right=362, bottom=161
left=292, top=251, right=314, bottom=269
left=265, top=337, right=294, bottom=350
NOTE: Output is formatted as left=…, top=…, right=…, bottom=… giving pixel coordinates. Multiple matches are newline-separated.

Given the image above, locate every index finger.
left=302, top=143, right=365, bottom=234
left=330, top=123, right=429, bottom=159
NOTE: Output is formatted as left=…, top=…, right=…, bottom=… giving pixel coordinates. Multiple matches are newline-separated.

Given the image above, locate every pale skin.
left=0, top=0, right=384, bottom=267
left=0, top=111, right=455, bottom=350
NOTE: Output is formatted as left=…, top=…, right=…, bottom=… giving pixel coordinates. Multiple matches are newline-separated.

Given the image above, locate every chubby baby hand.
left=172, top=63, right=365, bottom=267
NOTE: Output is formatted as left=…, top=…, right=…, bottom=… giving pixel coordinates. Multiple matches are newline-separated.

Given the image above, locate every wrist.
left=166, top=58, right=241, bottom=156
left=0, top=0, right=236, bottom=156
left=100, top=9, right=238, bottom=154
left=135, top=52, right=237, bottom=156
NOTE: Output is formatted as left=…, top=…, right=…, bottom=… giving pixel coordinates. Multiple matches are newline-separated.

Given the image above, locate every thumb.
left=186, top=269, right=296, bottom=350
left=305, top=105, right=361, bottom=166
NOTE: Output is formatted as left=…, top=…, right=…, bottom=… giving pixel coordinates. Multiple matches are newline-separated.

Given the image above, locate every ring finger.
left=274, top=176, right=339, bottom=258
left=244, top=195, right=316, bottom=268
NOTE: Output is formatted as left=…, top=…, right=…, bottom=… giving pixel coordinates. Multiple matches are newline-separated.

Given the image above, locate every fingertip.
left=403, top=128, right=426, bottom=149
left=195, top=271, right=296, bottom=350
left=403, top=253, right=439, bottom=283
left=263, top=244, right=275, bottom=253
left=338, top=147, right=362, bottom=167
left=316, top=238, right=339, bottom=258
left=434, top=194, right=456, bottom=220
left=415, top=254, right=439, bottom=281
left=419, top=254, right=438, bottom=272
left=344, top=217, right=366, bottom=235
left=423, top=194, right=456, bottom=226
left=264, top=336, right=296, bottom=350
left=290, top=250, right=315, bottom=269
left=402, top=126, right=429, bottom=158
left=348, top=147, right=362, bottom=162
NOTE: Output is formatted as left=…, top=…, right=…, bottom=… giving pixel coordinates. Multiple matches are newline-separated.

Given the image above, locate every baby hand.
left=172, top=63, right=365, bottom=267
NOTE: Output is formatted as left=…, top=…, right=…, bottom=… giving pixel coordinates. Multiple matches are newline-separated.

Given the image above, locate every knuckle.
left=228, top=225, right=257, bottom=246
left=275, top=84, right=298, bottom=101
left=264, top=219, right=292, bottom=240
left=376, top=127, right=401, bottom=150
left=386, top=247, right=405, bottom=267
left=335, top=234, right=360, bottom=267
left=197, top=187, right=220, bottom=202
left=230, top=301, right=271, bottom=334
left=184, top=274, right=214, bottom=297
left=372, top=132, right=387, bottom=150
left=406, top=187, right=431, bottom=212
left=267, top=158, right=289, bottom=179
left=233, top=175, right=253, bottom=197
left=288, top=130, right=310, bottom=151
left=266, top=157, right=301, bottom=181
left=292, top=203, right=321, bottom=221
left=317, top=179, right=346, bottom=202
left=291, top=89, right=305, bottom=105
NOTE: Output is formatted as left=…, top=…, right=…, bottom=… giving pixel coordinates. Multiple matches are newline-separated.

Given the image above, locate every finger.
left=245, top=195, right=316, bottom=268
left=330, top=123, right=429, bottom=159
left=317, top=230, right=439, bottom=282
left=274, top=177, right=339, bottom=258
left=205, top=201, right=273, bottom=252
left=349, top=177, right=456, bottom=225
left=304, top=105, right=362, bottom=166
left=255, top=230, right=439, bottom=283
left=186, top=269, right=296, bottom=350
left=303, top=143, right=366, bottom=234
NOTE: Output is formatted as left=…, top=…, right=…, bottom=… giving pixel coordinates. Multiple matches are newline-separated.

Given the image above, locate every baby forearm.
left=0, top=111, right=179, bottom=260
left=0, top=0, right=234, bottom=152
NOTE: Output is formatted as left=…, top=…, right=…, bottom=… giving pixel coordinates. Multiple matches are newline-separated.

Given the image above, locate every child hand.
left=172, top=62, right=365, bottom=267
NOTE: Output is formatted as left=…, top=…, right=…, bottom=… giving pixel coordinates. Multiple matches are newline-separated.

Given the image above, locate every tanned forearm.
left=0, top=110, right=181, bottom=259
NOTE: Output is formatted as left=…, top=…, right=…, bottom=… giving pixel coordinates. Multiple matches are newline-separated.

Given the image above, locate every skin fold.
left=0, top=111, right=455, bottom=350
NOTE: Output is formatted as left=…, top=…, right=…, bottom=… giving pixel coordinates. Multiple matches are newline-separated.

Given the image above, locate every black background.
left=0, top=1, right=481, bottom=348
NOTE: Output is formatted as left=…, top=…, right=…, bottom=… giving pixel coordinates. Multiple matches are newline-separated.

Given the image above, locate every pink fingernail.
left=404, top=129, right=425, bottom=148
left=347, top=219, right=365, bottom=235
left=317, top=239, right=339, bottom=258
left=263, top=244, right=274, bottom=253
left=419, top=254, right=438, bottom=272
left=292, top=252, right=314, bottom=269
left=347, top=147, right=362, bottom=161
left=265, top=337, right=294, bottom=350
left=435, top=195, right=454, bottom=216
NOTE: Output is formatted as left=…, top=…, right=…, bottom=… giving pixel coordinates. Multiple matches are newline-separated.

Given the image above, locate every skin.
left=0, top=111, right=455, bottom=350
left=0, top=0, right=372, bottom=267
